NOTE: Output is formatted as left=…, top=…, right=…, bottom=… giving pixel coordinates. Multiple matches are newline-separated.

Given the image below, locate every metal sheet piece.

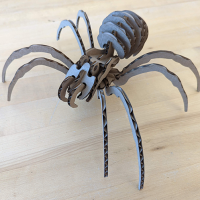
left=76, top=10, right=94, bottom=48
left=2, top=44, right=73, bottom=83
left=105, top=86, right=145, bottom=190
left=114, top=63, right=188, bottom=112
left=98, top=89, right=108, bottom=177
left=8, top=57, right=69, bottom=101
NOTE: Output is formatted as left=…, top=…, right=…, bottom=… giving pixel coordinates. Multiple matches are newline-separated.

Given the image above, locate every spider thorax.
left=58, top=43, right=120, bottom=107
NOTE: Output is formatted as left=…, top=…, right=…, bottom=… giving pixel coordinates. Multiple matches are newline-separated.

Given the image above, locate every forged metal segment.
left=8, top=57, right=69, bottom=101
left=124, top=10, right=148, bottom=56
left=114, top=63, right=188, bottom=112
left=98, top=89, right=109, bottom=177
left=99, top=22, right=131, bottom=54
left=58, top=76, right=75, bottom=102
left=120, top=50, right=200, bottom=92
left=57, top=20, right=86, bottom=55
left=86, top=57, right=120, bottom=102
left=68, top=83, right=86, bottom=108
left=65, top=63, right=96, bottom=99
left=98, top=32, right=125, bottom=59
left=105, top=86, right=145, bottom=190
left=76, top=10, right=94, bottom=48
left=2, top=44, right=73, bottom=83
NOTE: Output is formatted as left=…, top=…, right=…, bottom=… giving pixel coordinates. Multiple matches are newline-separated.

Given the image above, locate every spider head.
left=58, top=53, right=120, bottom=107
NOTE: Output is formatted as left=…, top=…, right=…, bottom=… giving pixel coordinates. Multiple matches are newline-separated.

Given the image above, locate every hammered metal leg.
left=105, top=86, right=144, bottom=190
left=98, top=89, right=108, bottom=177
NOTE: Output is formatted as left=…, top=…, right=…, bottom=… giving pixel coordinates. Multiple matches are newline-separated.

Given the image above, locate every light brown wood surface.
left=1, top=0, right=200, bottom=199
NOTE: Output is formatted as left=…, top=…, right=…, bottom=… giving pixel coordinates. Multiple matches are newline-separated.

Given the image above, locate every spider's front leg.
left=98, top=89, right=108, bottom=177
left=105, top=86, right=145, bottom=190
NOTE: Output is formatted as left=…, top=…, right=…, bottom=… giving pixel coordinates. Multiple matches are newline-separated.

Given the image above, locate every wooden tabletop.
left=1, top=0, right=200, bottom=199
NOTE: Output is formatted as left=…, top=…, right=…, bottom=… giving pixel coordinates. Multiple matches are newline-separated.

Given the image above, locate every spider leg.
left=57, top=20, right=86, bottom=55
left=2, top=44, right=73, bottom=83
left=105, top=86, right=144, bottom=190
left=121, top=50, right=200, bottom=92
left=114, top=63, right=188, bottom=112
left=98, top=89, right=108, bottom=177
left=68, top=83, right=86, bottom=108
left=7, top=57, right=69, bottom=101
left=76, top=10, right=94, bottom=48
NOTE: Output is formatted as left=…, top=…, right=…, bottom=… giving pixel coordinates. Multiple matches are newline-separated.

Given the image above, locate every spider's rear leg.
left=115, top=63, right=188, bottom=112
left=57, top=20, right=86, bottom=55
left=2, top=44, right=73, bottom=83
left=7, top=57, right=69, bottom=101
left=121, top=50, right=200, bottom=92
left=105, top=86, right=145, bottom=190
left=76, top=10, right=94, bottom=48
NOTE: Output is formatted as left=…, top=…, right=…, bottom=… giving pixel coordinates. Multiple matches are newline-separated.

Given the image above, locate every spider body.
left=2, top=10, right=200, bottom=190
left=58, top=46, right=120, bottom=107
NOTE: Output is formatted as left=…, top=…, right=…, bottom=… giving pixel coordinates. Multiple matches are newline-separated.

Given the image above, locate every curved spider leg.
left=68, top=83, right=86, bottom=108
left=105, top=86, right=144, bottom=190
left=7, top=57, right=69, bottom=101
left=97, top=89, right=109, bottom=177
left=57, top=20, right=86, bottom=55
left=114, top=63, right=188, bottom=112
left=58, top=76, right=75, bottom=102
left=76, top=10, right=94, bottom=48
left=121, top=50, right=200, bottom=92
left=2, top=44, right=73, bottom=83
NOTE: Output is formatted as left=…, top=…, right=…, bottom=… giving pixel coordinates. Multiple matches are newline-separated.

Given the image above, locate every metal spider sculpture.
left=2, top=10, right=200, bottom=190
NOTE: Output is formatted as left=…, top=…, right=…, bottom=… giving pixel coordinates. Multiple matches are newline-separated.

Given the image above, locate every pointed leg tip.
left=138, top=184, right=144, bottom=190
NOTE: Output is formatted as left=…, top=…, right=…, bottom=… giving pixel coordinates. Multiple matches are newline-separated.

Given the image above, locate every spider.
left=2, top=10, right=200, bottom=190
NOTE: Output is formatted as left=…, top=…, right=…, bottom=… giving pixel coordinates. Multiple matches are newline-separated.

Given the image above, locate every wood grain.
left=0, top=0, right=200, bottom=199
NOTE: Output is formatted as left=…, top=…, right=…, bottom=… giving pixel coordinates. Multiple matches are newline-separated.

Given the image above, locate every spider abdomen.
left=98, top=10, right=148, bottom=59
